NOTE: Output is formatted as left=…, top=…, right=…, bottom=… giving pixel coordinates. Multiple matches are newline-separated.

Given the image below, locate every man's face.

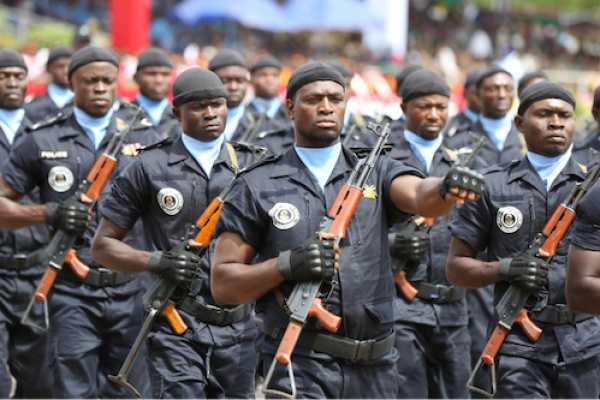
left=251, top=67, right=280, bottom=98
left=70, top=62, right=118, bottom=117
left=402, top=94, right=449, bottom=140
left=173, top=97, right=227, bottom=142
left=287, top=80, right=345, bottom=148
left=214, top=65, right=250, bottom=108
left=478, top=73, right=514, bottom=119
left=515, top=98, right=575, bottom=157
left=134, top=66, right=172, bottom=101
left=0, top=67, right=27, bottom=109
left=465, top=84, right=481, bottom=114
left=47, top=57, right=70, bottom=88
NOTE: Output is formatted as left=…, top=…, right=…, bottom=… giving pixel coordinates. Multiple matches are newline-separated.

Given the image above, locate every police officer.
left=208, top=48, right=254, bottom=143
left=130, top=47, right=177, bottom=139
left=210, top=60, right=485, bottom=399
left=0, top=45, right=160, bottom=398
left=25, top=45, right=74, bottom=124
left=0, top=48, right=52, bottom=399
left=447, top=81, right=600, bottom=398
left=572, top=85, right=600, bottom=164
left=517, top=71, right=548, bottom=100
left=389, top=69, right=475, bottom=399
left=443, top=67, right=484, bottom=139
left=445, top=65, right=524, bottom=164
left=389, top=64, right=425, bottom=132
left=92, top=66, right=264, bottom=398
left=247, top=54, right=291, bottom=132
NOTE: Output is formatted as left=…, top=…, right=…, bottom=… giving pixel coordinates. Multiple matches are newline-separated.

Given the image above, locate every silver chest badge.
left=157, top=187, right=184, bottom=215
left=269, top=202, right=300, bottom=230
left=48, top=165, right=74, bottom=192
left=496, top=206, right=523, bottom=233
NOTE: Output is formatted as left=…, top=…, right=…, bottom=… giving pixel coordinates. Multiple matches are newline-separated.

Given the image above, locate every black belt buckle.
left=434, top=285, right=450, bottom=303
left=556, top=305, right=575, bottom=324
left=97, top=268, right=116, bottom=287
left=211, top=308, right=226, bottom=325
left=11, top=254, right=28, bottom=269
left=355, top=338, right=375, bottom=362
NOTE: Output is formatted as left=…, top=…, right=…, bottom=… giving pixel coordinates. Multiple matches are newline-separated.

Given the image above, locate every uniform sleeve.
left=1, top=133, right=41, bottom=195
left=100, top=157, right=149, bottom=231
left=570, top=181, right=600, bottom=250
left=449, top=192, right=493, bottom=253
left=381, top=156, right=426, bottom=225
left=214, top=176, right=267, bottom=251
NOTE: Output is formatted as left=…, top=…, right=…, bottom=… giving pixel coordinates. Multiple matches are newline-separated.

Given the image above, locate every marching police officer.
left=0, top=48, right=53, bottom=399
left=0, top=46, right=160, bottom=398
left=92, top=66, right=264, bottom=398
left=25, top=45, right=74, bottom=124
left=447, top=81, right=600, bottom=398
left=130, top=47, right=177, bottom=139
left=210, top=60, right=485, bottom=399
left=443, top=67, right=484, bottom=139
left=389, top=69, right=477, bottom=399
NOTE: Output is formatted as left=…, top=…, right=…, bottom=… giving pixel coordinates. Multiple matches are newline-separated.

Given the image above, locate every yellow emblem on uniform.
left=362, top=185, right=377, bottom=199
left=122, top=143, right=142, bottom=156
left=116, top=118, right=127, bottom=132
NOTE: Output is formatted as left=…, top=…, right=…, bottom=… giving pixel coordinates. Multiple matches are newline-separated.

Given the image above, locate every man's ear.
left=172, top=106, right=181, bottom=122
left=514, top=114, right=524, bottom=133
left=285, top=98, right=295, bottom=121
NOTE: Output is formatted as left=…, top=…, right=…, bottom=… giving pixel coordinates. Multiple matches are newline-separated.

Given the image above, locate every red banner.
left=109, top=0, right=150, bottom=55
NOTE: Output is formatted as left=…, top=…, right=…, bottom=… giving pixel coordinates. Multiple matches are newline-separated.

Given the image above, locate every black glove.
left=279, top=236, right=336, bottom=282
left=498, top=254, right=549, bottom=294
left=440, top=166, right=486, bottom=200
left=44, top=196, right=90, bottom=236
left=390, top=229, right=429, bottom=262
left=148, top=250, right=199, bottom=288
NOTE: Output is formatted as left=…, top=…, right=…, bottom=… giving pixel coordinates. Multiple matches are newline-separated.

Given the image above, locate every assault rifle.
left=108, top=175, right=237, bottom=399
left=394, top=133, right=486, bottom=301
left=239, top=108, right=268, bottom=144
left=21, top=106, right=144, bottom=332
left=262, top=122, right=391, bottom=399
left=466, top=152, right=600, bottom=398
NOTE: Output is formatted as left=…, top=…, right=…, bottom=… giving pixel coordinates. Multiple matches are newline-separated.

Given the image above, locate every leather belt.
left=0, top=246, right=47, bottom=270
left=529, top=304, right=593, bottom=325
left=177, top=296, right=252, bottom=326
left=59, top=266, right=136, bottom=288
left=263, top=324, right=395, bottom=362
left=411, top=281, right=466, bottom=304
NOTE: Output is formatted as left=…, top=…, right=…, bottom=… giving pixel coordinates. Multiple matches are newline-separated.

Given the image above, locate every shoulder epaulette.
left=485, top=159, right=519, bottom=174
left=442, top=146, right=459, bottom=162
left=229, top=141, right=269, bottom=161
left=257, top=128, right=287, bottom=139
left=138, top=137, right=172, bottom=153
left=27, top=112, right=68, bottom=132
left=240, top=154, right=281, bottom=174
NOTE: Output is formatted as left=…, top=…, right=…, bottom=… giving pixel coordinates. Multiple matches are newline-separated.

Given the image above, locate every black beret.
left=476, top=65, right=512, bottom=88
left=517, top=81, right=575, bottom=116
left=286, top=60, right=345, bottom=100
left=593, top=86, right=600, bottom=109
left=68, top=46, right=119, bottom=79
left=327, top=60, right=353, bottom=78
left=208, top=49, right=247, bottom=72
left=401, top=69, right=450, bottom=104
left=0, top=49, right=27, bottom=72
left=464, top=68, right=485, bottom=88
left=250, top=55, right=281, bottom=73
left=396, top=65, right=424, bottom=88
left=137, top=47, right=172, bottom=71
left=47, top=46, right=73, bottom=66
left=172, top=67, right=226, bottom=107
left=517, top=71, right=548, bottom=93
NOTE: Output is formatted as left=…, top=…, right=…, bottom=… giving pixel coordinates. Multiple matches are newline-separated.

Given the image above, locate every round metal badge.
left=268, top=202, right=300, bottom=230
left=157, top=187, right=184, bottom=216
left=496, top=206, right=523, bottom=234
left=48, top=165, right=74, bottom=192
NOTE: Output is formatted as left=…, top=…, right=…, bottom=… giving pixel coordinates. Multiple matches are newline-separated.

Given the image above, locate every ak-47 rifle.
left=262, top=122, right=391, bottom=399
left=394, top=133, right=486, bottom=301
left=466, top=152, right=600, bottom=398
left=107, top=175, right=237, bottom=399
left=239, top=108, right=269, bottom=144
left=21, top=107, right=145, bottom=332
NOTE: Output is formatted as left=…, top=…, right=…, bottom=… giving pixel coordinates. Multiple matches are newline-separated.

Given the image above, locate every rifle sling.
left=177, top=296, right=251, bottom=326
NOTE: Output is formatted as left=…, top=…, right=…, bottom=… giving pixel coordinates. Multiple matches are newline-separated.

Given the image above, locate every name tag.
left=39, top=150, right=69, bottom=159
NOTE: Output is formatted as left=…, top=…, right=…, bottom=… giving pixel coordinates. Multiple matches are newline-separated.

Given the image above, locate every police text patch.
left=39, top=150, right=69, bottom=159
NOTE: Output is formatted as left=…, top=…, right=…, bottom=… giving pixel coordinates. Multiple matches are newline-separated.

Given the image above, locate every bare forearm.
left=91, top=235, right=151, bottom=273
left=412, top=177, right=455, bottom=218
left=211, top=258, right=283, bottom=305
left=566, top=245, right=600, bottom=314
left=446, top=255, right=501, bottom=288
left=0, top=197, right=45, bottom=230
